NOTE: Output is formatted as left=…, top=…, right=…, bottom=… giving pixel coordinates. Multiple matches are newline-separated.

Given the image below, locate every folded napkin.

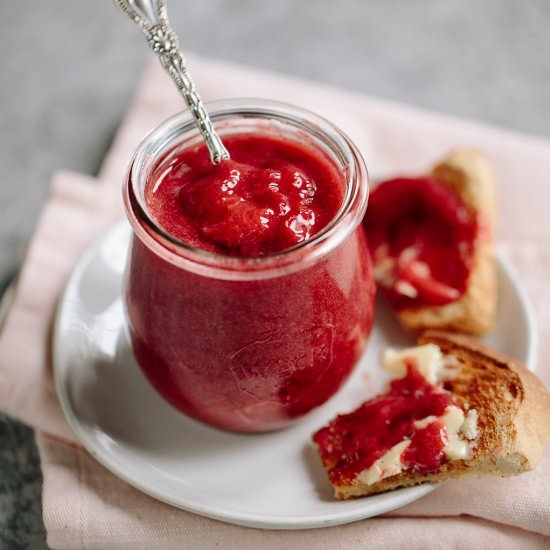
left=1, top=55, right=550, bottom=549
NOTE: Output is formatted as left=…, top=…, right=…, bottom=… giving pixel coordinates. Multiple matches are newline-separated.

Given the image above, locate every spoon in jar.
left=112, top=0, right=230, bottom=165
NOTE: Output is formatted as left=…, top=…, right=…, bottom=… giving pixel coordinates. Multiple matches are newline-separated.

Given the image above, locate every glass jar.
left=123, top=99, right=375, bottom=432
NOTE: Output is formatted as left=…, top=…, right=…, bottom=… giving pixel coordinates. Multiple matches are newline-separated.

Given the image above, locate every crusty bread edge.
left=420, top=330, right=550, bottom=470
left=334, top=452, right=534, bottom=499
left=397, top=149, right=498, bottom=336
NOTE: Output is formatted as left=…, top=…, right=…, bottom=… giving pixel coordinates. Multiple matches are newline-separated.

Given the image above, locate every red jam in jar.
left=146, top=134, right=344, bottom=256
left=123, top=100, right=375, bottom=432
left=363, top=177, right=478, bottom=310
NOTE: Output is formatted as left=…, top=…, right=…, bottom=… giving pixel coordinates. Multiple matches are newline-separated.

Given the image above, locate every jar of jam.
left=123, top=99, right=375, bottom=432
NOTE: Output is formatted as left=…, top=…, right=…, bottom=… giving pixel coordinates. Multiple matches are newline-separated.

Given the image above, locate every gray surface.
left=1, top=1, right=549, bottom=547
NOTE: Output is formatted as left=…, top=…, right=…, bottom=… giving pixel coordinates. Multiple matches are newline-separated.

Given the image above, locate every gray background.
left=1, top=1, right=549, bottom=547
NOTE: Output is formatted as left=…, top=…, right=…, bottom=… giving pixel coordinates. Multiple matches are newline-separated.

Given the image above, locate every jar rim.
left=124, top=98, right=369, bottom=280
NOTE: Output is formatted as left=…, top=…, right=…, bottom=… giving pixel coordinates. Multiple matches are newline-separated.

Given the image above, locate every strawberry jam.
left=124, top=106, right=374, bottom=433
left=313, top=360, right=455, bottom=486
left=146, top=135, right=343, bottom=256
left=363, top=177, right=478, bottom=310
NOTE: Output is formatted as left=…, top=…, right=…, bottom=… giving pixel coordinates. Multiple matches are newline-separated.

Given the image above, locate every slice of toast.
left=363, top=149, right=497, bottom=336
left=398, top=150, right=497, bottom=335
left=313, top=331, right=550, bottom=500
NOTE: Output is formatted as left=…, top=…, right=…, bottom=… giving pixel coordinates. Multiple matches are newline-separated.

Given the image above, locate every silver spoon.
left=112, top=0, right=230, bottom=165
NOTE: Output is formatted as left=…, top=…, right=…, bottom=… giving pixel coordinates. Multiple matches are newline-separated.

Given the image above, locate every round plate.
left=53, top=222, right=537, bottom=529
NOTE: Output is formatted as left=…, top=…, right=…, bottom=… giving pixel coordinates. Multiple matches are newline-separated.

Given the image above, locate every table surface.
left=1, top=1, right=550, bottom=547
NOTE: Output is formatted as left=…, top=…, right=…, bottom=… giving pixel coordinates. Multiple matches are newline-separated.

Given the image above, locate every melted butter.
left=357, top=440, right=411, bottom=485
left=382, top=343, right=444, bottom=385
left=416, top=405, right=478, bottom=461
left=441, top=406, right=472, bottom=460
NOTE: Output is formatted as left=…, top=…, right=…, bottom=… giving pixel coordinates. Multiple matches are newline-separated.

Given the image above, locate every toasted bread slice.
left=397, top=150, right=497, bottom=335
left=313, top=331, right=550, bottom=500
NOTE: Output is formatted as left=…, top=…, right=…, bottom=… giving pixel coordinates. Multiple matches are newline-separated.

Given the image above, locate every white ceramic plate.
left=53, top=221, right=537, bottom=529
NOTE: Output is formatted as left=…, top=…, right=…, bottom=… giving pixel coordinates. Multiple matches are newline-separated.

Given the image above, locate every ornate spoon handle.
left=113, top=0, right=230, bottom=164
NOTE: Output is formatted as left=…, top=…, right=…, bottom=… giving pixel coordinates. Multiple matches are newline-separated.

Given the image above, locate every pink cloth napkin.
left=1, top=55, right=550, bottom=549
